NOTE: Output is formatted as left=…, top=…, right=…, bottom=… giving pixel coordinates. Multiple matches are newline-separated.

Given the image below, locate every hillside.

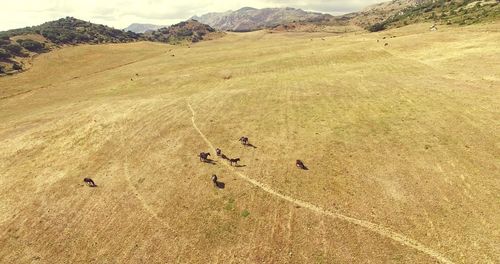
left=0, top=22, right=499, bottom=263
left=124, top=23, right=165, bottom=33
left=0, top=17, right=141, bottom=75
left=369, top=0, right=500, bottom=31
left=144, top=20, right=223, bottom=44
left=0, top=17, right=141, bottom=45
left=192, top=7, right=333, bottom=31
left=342, top=0, right=427, bottom=29
left=269, top=1, right=499, bottom=33
left=0, top=18, right=222, bottom=75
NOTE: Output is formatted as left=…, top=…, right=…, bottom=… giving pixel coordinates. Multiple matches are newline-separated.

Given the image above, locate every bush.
left=17, top=39, right=45, bottom=52
left=0, top=64, right=4, bottom=73
left=0, top=37, right=10, bottom=45
left=368, top=23, right=386, bottom=32
left=3, top=44, right=23, bottom=55
left=12, top=63, right=22, bottom=70
left=0, top=48, right=12, bottom=59
left=241, top=209, right=250, bottom=218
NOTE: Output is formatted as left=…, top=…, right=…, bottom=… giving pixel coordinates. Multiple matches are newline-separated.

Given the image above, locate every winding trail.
left=187, top=102, right=454, bottom=264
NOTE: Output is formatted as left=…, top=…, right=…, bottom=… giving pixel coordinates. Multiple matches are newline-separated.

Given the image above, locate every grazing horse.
left=229, top=158, right=240, bottom=166
left=296, top=160, right=306, bottom=170
left=211, top=175, right=218, bottom=187
left=199, top=152, right=211, bottom=162
left=83, top=178, right=97, bottom=187
left=216, top=148, right=222, bottom=156
left=239, top=137, right=249, bottom=145
left=221, top=154, right=229, bottom=160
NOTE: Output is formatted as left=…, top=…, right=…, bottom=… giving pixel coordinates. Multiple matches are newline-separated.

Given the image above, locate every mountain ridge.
left=124, top=23, right=165, bottom=33
left=192, top=7, right=333, bottom=31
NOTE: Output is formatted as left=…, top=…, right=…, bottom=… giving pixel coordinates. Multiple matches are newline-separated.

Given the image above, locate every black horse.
left=216, top=148, right=222, bottom=156
left=239, top=137, right=249, bottom=145
left=83, top=178, right=97, bottom=187
left=199, top=152, right=211, bottom=162
left=229, top=158, right=240, bottom=166
left=296, top=160, right=308, bottom=170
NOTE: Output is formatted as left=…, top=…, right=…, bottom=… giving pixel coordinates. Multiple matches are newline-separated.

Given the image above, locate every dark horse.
left=229, top=158, right=240, bottom=166
left=83, top=178, right=97, bottom=187
left=199, top=152, right=211, bottom=162
left=296, top=160, right=308, bottom=170
left=239, top=137, right=249, bottom=145
left=221, top=154, right=229, bottom=160
left=216, top=148, right=222, bottom=156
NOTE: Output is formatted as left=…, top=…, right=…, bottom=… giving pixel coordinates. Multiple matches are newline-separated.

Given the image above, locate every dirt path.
left=187, top=102, right=455, bottom=264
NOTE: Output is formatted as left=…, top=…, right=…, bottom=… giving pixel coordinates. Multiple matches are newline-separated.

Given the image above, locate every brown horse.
left=216, top=148, right=222, bottom=156
left=199, top=152, right=211, bottom=162
left=83, top=178, right=97, bottom=187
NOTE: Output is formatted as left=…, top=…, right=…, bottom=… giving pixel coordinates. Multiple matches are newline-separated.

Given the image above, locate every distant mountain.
left=124, top=23, right=164, bottom=33
left=144, top=19, right=223, bottom=44
left=192, top=7, right=333, bottom=31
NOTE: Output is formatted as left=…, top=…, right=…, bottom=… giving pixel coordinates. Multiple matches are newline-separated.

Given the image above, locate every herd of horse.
left=203, top=136, right=308, bottom=189
left=83, top=136, right=307, bottom=188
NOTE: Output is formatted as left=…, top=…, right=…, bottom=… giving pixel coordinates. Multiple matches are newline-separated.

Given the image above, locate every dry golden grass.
left=0, top=22, right=499, bottom=263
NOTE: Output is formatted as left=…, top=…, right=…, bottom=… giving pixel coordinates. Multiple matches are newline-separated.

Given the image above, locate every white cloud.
left=0, top=0, right=382, bottom=31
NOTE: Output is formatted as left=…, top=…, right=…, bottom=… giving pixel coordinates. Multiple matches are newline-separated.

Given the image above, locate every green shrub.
left=12, top=63, right=22, bottom=70
left=241, top=209, right=250, bottom=218
left=0, top=38, right=10, bottom=45
left=3, top=44, right=23, bottom=55
left=0, top=48, right=11, bottom=59
left=368, top=22, right=386, bottom=32
left=17, top=39, right=45, bottom=52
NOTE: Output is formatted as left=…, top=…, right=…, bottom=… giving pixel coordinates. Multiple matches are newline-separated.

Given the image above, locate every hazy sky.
left=0, top=0, right=382, bottom=31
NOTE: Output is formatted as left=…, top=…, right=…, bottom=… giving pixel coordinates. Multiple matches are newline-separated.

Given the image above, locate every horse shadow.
left=215, top=181, right=225, bottom=189
left=244, top=143, right=257, bottom=149
left=234, top=164, right=246, bottom=168
left=299, top=165, right=309, bottom=170
left=204, top=159, right=217, bottom=165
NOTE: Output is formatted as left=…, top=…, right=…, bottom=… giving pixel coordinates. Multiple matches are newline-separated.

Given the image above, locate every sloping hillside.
left=371, top=0, right=500, bottom=31
left=192, top=7, right=332, bottom=31
left=0, top=17, right=141, bottom=75
left=271, top=0, right=499, bottom=33
left=0, top=18, right=222, bottom=75
left=1, top=17, right=141, bottom=45
left=344, top=0, right=427, bottom=29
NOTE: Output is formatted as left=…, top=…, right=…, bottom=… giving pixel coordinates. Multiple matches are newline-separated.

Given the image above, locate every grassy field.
left=0, top=22, right=499, bottom=263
